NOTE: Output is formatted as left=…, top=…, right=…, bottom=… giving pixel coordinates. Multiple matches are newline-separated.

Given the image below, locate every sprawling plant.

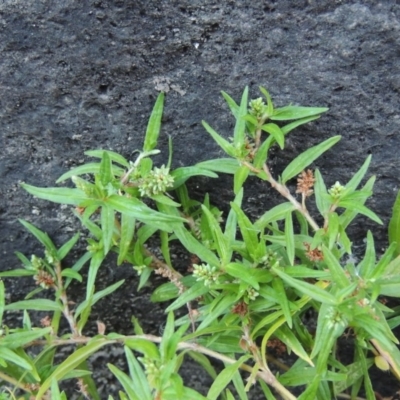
left=2, top=88, right=400, bottom=399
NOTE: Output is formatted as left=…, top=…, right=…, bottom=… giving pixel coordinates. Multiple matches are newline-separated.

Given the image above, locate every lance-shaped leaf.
left=5, top=300, right=62, bottom=312
left=21, top=183, right=88, bottom=205
left=389, top=190, right=400, bottom=257
left=314, top=169, right=330, bottom=216
left=224, top=263, right=259, bottom=290
left=271, top=106, right=328, bottom=121
left=233, top=164, right=250, bottom=194
left=281, top=136, right=341, bottom=184
left=230, top=202, right=259, bottom=255
left=35, top=339, right=110, bottom=399
left=254, top=202, right=295, bottom=229
left=171, top=166, right=218, bottom=189
left=117, top=214, right=135, bottom=266
left=143, top=92, right=164, bottom=151
left=207, top=355, right=251, bottom=400
left=85, top=149, right=130, bottom=167
left=201, top=205, right=231, bottom=264
left=322, top=245, right=350, bottom=289
left=233, top=86, right=248, bottom=146
left=105, top=195, right=185, bottom=232
left=202, top=121, right=236, bottom=157
left=98, top=151, right=113, bottom=187
left=0, top=327, right=52, bottom=349
left=285, top=211, right=295, bottom=266
left=101, top=205, right=115, bottom=255
left=221, top=91, right=239, bottom=117
left=19, top=219, right=58, bottom=255
left=337, top=200, right=382, bottom=225
left=272, top=267, right=336, bottom=305
left=196, top=158, right=240, bottom=174
left=165, top=282, right=209, bottom=312
left=261, top=123, right=285, bottom=149
left=345, top=154, right=372, bottom=192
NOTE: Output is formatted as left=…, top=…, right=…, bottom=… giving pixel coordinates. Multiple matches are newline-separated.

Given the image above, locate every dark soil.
left=1, top=0, right=400, bottom=398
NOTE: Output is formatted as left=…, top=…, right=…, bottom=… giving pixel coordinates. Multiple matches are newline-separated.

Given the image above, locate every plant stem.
left=54, top=261, right=79, bottom=337
left=261, top=163, right=320, bottom=231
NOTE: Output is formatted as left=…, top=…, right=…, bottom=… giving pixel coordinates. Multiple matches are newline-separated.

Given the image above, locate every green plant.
left=2, top=87, right=400, bottom=399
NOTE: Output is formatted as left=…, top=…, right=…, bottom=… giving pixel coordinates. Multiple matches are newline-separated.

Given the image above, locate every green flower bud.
left=139, top=165, right=174, bottom=197
left=328, top=181, right=346, bottom=199
left=249, top=97, right=266, bottom=117
left=193, top=263, right=219, bottom=287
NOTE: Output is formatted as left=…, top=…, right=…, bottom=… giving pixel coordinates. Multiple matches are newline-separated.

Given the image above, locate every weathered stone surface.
left=1, top=0, right=400, bottom=397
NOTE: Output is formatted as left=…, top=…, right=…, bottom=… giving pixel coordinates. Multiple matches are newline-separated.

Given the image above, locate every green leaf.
left=19, top=219, right=58, bottom=255
left=327, top=212, right=339, bottom=250
left=233, top=86, right=248, bottom=146
left=339, top=176, right=376, bottom=229
left=171, top=167, right=218, bottom=188
left=225, top=189, right=243, bottom=243
left=166, top=282, right=209, bottom=312
left=0, top=347, right=34, bottom=371
left=230, top=202, right=258, bottom=253
left=197, top=294, right=236, bottom=330
left=196, top=158, right=240, bottom=174
left=272, top=267, right=337, bottom=305
left=225, top=263, right=259, bottom=290
left=99, top=151, right=113, bottom=186
left=187, top=351, right=218, bottom=380
left=254, top=202, right=295, bottom=229
left=314, top=169, right=330, bottom=216
left=202, top=121, right=236, bottom=157
left=36, top=339, right=109, bottom=399
left=261, top=123, right=284, bottom=149
left=337, top=200, right=382, bottom=225
left=21, top=183, right=88, bottom=205
left=221, top=91, right=239, bottom=117
left=271, top=281, right=293, bottom=331
left=85, top=149, right=130, bottom=168
left=0, top=281, right=4, bottom=326
left=207, top=355, right=251, bottom=400
left=271, top=106, right=328, bottom=121
left=357, top=231, right=376, bottom=278
left=125, top=346, right=153, bottom=400
left=281, top=115, right=322, bottom=135
left=101, top=205, right=115, bottom=255
left=105, top=195, right=185, bottom=231
left=56, top=163, right=101, bottom=183
left=322, top=245, right=350, bottom=289
left=61, top=268, right=82, bottom=282
left=0, top=269, right=35, bottom=278
left=389, top=190, right=400, bottom=257
left=117, top=214, right=135, bottom=266
left=285, top=211, right=295, bottom=266
left=124, top=338, right=160, bottom=360
left=108, top=364, right=142, bottom=400
left=174, top=226, right=220, bottom=266
left=281, top=136, right=341, bottom=184
left=253, top=134, right=273, bottom=169
left=0, top=327, right=52, bottom=349
left=201, top=205, right=230, bottom=263
left=345, top=155, right=372, bottom=192
left=5, top=299, right=62, bottom=312
left=75, top=280, right=125, bottom=319
left=259, top=86, right=274, bottom=116
left=276, top=325, right=314, bottom=366
left=233, top=165, right=250, bottom=195
left=143, top=93, right=164, bottom=151
left=57, top=233, right=80, bottom=261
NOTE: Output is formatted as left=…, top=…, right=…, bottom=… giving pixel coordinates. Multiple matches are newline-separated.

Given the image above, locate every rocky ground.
left=1, top=0, right=400, bottom=398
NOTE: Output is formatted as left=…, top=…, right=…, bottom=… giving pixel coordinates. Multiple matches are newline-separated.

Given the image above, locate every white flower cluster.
left=192, top=263, right=219, bottom=287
